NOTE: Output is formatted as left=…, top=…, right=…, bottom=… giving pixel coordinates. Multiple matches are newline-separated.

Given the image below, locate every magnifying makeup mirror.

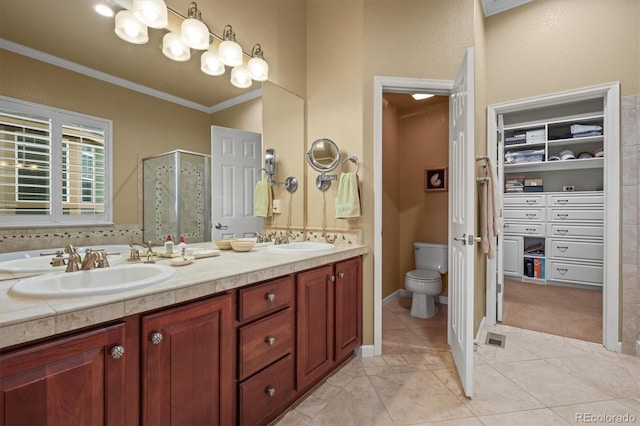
left=307, top=138, right=341, bottom=191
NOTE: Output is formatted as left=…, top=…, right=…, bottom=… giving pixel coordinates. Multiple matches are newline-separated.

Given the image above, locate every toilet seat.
left=406, top=269, right=440, bottom=282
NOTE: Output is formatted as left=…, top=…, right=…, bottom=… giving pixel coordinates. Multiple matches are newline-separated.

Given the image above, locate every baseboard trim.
left=386, top=289, right=448, bottom=305
left=475, top=316, right=487, bottom=344
left=357, top=345, right=375, bottom=358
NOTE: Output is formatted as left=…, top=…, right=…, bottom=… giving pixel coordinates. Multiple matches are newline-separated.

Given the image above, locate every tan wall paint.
left=486, top=0, right=640, bottom=102
left=210, top=98, right=262, bottom=134
left=0, top=50, right=212, bottom=226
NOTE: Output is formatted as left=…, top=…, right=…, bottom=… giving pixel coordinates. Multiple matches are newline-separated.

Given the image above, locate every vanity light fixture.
left=114, top=9, right=148, bottom=44
left=230, top=65, right=252, bottom=88
left=132, top=0, right=168, bottom=29
left=181, top=2, right=209, bottom=50
left=218, top=25, right=243, bottom=67
left=247, top=44, right=269, bottom=81
left=162, top=32, right=190, bottom=61
left=201, top=51, right=225, bottom=76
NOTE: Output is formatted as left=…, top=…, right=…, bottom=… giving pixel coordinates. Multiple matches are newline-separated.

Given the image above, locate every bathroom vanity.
left=0, top=243, right=366, bottom=426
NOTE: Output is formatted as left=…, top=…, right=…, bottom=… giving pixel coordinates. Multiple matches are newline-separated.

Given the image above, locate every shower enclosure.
left=142, top=150, right=211, bottom=245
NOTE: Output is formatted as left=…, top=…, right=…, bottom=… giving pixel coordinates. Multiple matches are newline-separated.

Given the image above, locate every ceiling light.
left=230, top=66, right=252, bottom=89
left=94, top=3, right=114, bottom=17
left=247, top=44, right=269, bottom=81
left=201, top=51, right=225, bottom=76
left=181, top=2, right=209, bottom=50
left=411, top=93, right=434, bottom=101
left=162, top=32, right=190, bottom=61
left=133, top=0, right=168, bottom=29
left=218, top=25, right=243, bottom=67
left=115, top=10, right=148, bottom=44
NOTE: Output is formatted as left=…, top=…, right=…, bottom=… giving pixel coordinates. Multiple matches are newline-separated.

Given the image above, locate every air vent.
left=485, top=332, right=506, bottom=348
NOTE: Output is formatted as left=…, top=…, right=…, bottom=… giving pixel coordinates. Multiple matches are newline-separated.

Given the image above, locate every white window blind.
left=0, top=96, right=112, bottom=227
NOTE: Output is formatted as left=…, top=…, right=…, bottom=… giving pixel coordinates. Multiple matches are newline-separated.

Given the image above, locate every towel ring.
left=341, top=156, right=360, bottom=174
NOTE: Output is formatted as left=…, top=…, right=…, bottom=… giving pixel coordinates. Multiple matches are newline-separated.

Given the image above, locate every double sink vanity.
left=0, top=241, right=367, bottom=425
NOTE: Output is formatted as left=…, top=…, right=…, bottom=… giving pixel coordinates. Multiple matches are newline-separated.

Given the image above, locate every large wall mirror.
left=0, top=0, right=306, bottom=232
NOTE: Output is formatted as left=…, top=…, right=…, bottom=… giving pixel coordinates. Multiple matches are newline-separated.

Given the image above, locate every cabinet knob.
left=110, top=345, right=125, bottom=360
left=329, top=275, right=336, bottom=282
left=266, top=387, right=276, bottom=397
left=150, top=332, right=164, bottom=345
left=266, top=292, right=276, bottom=302
left=338, top=272, right=344, bottom=279
left=266, top=336, right=276, bottom=345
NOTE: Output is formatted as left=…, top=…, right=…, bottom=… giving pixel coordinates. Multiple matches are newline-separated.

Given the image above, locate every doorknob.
left=454, top=234, right=481, bottom=245
left=454, top=234, right=467, bottom=244
left=214, top=222, right=228, bottom=230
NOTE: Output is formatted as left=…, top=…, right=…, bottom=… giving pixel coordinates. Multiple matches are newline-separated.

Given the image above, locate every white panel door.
left=211, top=126, right=263, bottom=239
left=448, top=48, right=475, bottom=398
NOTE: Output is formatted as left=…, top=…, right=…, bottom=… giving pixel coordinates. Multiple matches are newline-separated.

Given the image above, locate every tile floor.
left=275, top=296, right=640, bottom=426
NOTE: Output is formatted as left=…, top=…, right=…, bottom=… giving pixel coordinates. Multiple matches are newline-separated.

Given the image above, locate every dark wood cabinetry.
left=0, top=323, right=127, bottom=426
left=296, top=257, right=362, bottom=392
left=141, top=294, right=233, bottom=426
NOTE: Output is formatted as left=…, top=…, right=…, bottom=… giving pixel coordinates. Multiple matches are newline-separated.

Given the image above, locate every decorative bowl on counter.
left=230, top=238, right=257, bottom=252
left=214, top=239, right=233, bottom=250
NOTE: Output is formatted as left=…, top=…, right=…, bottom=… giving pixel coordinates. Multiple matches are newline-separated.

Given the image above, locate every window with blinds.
left=0, top=96, right=112, bottom=226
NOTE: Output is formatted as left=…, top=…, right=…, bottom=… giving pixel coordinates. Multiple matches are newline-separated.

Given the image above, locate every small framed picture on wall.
left=424, top=167, right=448, bottom=192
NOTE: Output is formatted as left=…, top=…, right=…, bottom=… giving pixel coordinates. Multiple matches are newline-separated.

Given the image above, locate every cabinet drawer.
left=547, top=208, right=603, bottom=222
left=504, top=195, right=545, bottom=207
left=503, top=222, right=544, bottom=236
left=547, top=224, right=603, bottom=239
left=503, top=208, right=545, bottom=221
left=548, top=239, right=603, bottom=262
left=239, top=354, right=294, bottom=426
left=238, top=275, right=293, bottom=321
left=548, top=194, right=603, bottom=206
left=238, top=308, right=293, bottom=380
left=547, top=261, right=603, bottom=286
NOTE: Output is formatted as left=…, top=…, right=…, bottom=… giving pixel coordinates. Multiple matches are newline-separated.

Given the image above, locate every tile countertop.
left=0, top=242, right=368, bottom=350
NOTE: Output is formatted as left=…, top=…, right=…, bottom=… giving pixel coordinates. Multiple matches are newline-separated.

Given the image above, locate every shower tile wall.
left=621, top=94, right=640, bottom=356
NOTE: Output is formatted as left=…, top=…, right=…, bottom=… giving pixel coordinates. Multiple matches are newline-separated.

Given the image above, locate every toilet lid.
left=407, top=269, right=440, bottom=281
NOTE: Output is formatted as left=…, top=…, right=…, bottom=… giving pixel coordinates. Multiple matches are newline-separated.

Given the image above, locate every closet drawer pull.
left=557, top=229, right=569, bottom=234
left=525, top=213, right=537, bottom=218
left=526, top=199, right=537, bottom=204
left=557, top=213, right=569, bottom=218
left=525, top=228, right=537, bottom=233
left=556, top=267, right=568, bottom=274
left=557, top=246, right=568, bottom=252
left=557, top=199, right=569, bottom=204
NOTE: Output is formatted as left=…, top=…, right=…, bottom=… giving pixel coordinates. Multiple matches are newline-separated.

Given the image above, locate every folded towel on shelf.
left=481, top=158, right=501, bottom=259
left=335, top=172, right=361, bottom=219
left=253, top=177, right=273, bottom=217
left=570, top=124, right=602, bottom=134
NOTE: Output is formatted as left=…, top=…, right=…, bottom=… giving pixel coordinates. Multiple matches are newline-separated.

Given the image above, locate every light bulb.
left=201, top=52, right=225, bottom=76
left=247, top=57, right=269, bottom=81
left=133, top=0, right=168, bottom=28
left=230, top=66, right=251, bottom=88
left=162, top=32, right=190, bottom=61
left=114, top=10, right=148, bottom=44
left=181, top=18, right=209, bottom=50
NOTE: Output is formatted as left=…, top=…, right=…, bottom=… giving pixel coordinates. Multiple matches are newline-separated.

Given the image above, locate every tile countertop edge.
left=0, top=244, right=369, bottom=350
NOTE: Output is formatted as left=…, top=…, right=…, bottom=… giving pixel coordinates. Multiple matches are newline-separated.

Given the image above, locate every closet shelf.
left=504, top=157, right=603, bottom=173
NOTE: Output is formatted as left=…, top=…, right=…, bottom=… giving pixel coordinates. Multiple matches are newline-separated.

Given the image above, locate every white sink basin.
left=0, top=252, right=125, bottom=275
left=10, top=264, right=177, bottom=299
left=266, top=242, right=336, bottom=253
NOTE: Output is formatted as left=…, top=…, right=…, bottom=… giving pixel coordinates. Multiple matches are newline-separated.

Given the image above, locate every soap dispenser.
left=177, top=235, right=187, bottom=252
left=164, top=235, right=174, bottom=254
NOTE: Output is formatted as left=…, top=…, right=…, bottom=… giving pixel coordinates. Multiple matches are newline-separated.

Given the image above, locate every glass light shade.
left=218, top=40, right=243, bottom=67
left=230, top=66, right=252, bottom=89
left=247, top=57, right=269, bottom=81
left=162, top=32, right=190, bottom=61
left=133, top=0, right=168, bottom=29
left=114, top=10, right=148, bottom=44
left=181, top=18, right=209, bottom=50
left=201, top=52, right=225, bottom=76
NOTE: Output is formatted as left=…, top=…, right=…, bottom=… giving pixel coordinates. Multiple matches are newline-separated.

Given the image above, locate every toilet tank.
left=414, top=242, right=448, bottom=273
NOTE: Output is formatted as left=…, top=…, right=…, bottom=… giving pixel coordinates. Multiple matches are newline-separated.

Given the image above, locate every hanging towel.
left=253, top=177, right=273, bottom=217
left=481, top=158, right=501, bottom=259
left=335, top=172, right=361, bottom=219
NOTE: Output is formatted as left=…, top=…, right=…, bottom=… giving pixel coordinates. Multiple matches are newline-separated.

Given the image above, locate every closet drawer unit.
left=547, top=208, right=603, bottom=222
left=238, top=308, right=294, bottom=380
left=547, top=261, right=603, bottom=286
left=503, top=208, right=545, bottom=221
left=504, top=195, right=546, bottom=207
left=547, top=223, right=603, bottom=239
left=548, top=239, right=603, bottom=262
left=503, top=222, right=544, bottom=236
left=238, top=275, right=294, bottom=322
left=239, top=354, right=295, bottom=426
left=548, top=194, right=603, bottom=207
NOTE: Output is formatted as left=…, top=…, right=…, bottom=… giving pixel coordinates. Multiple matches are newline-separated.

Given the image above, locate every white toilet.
left=404, top=242, right=448, bottom=319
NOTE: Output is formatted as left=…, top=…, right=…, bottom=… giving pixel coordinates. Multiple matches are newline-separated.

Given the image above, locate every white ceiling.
left=480, top=0, right=534, bottom=17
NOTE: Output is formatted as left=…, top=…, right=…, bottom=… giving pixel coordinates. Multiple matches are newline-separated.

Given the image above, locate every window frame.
left=0, top=95, right=113, bottom=227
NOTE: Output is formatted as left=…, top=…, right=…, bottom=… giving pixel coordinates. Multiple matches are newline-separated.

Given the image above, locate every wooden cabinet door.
left=141, top=295, right=232, bottom=426
left=334, top=257, right=362, bottom=362
left=296, top=265, right=334, bottom=391
left=0, top=323, right=126, bottom=426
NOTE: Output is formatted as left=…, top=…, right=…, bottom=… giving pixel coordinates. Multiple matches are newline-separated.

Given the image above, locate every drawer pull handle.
left=266, top=387, right=276, bottom=397
left=504, top=224, right=510, bottom=229
left=526, top=199, right=537, bottom=204
left=557, top=246, right=568, bottom=252
left=266, top=292, right=276, bottom=302
left=150, top=332, right=163, bottom=345
left=557, top=199, right=569, bottom=204
left=557, top=229, right=568, bottom=234
left=526, top=228, right=536, bottom=233
left=329, top=275, right=336, bottom=282
left=266, top=336, right=276, bottom=345
left=557, top=214, right=569, bottom=218
left=338, top=272, right=345, bottom=278
left=556, top=267, right=568, bottom=274
left=110, top=345, right=125, bottom=360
